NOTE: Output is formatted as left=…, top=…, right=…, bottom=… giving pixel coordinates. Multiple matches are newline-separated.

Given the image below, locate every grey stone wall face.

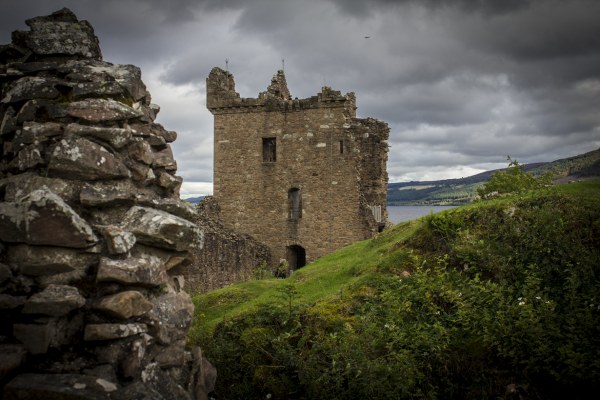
left=207, top=67, right=389, bottom=265
left=0, top=8, right=215, bottom=400
left=183, top=196, right=271, bottom=293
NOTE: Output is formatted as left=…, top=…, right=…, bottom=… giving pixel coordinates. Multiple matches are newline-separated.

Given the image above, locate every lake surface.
left=387, top=205, right=457, bottom=224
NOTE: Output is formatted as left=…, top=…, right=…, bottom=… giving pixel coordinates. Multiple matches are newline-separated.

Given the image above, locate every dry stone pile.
left=0, top=8, right=215, bottom=399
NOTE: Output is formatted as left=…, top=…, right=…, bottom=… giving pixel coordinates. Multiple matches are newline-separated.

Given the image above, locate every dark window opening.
left=262, top=137, right=276, bottom=162
left=339, top=140, right=344, bottom=154
left=287, top=245, right=306, bottom=270
left=288, top=188, right=302, bottom=220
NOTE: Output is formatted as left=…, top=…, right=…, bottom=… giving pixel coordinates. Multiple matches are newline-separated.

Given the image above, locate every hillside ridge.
left=388, top=147, right=600, bottom=205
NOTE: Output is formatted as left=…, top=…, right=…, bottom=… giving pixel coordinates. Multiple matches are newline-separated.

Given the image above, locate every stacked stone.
left=184, top=197, right=271, bottom=292
left=0, top=8, right=214, bottom=400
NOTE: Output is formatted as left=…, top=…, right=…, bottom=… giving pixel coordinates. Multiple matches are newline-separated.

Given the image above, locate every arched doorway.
left=286, top=245, right=306, bottom=270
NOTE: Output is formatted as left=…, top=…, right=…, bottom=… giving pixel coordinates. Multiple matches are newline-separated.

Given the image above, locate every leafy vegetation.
left=476, top=157, right=552, bottom=198
left=190, top=180, right=600, bottom=399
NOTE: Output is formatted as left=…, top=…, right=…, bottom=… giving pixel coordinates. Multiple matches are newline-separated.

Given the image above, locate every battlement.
left=206, top=67, right=356, bottom=116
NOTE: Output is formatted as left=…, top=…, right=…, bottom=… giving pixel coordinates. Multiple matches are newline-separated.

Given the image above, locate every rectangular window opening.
left=262, top=137, right=276, bottom=162
left=289, top=188, right=302, bottom=220
left=339, top=140, right=344, bottom=154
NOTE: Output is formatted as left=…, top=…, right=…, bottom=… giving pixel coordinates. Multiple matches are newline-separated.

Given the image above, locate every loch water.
left=387, top=205, right=457, bottom=224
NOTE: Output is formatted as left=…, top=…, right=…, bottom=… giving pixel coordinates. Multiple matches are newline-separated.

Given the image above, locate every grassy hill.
left=189, top=179, right=600, bottom=399
left=388, top=147, right=600, bottom=205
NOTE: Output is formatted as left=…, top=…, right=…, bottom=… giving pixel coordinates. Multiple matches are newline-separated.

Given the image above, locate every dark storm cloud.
left=328, top=0, right=532, bottom=17
left=0, top=0, right=598, bottom=190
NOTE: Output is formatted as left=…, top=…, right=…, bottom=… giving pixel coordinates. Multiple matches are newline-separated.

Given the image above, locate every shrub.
left=477, top=157, right=552, bottom=198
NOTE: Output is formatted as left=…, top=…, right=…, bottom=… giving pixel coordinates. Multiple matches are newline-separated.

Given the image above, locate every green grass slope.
left=190, top=179, right=600, bottom=400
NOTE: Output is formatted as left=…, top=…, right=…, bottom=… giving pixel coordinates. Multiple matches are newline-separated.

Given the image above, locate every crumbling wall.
left=180, top=197, right=271, bottom=293
left=0, top=9, right=214, bottom=400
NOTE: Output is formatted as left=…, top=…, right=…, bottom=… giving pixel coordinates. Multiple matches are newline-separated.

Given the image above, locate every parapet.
left=206, top=67, right=356, bottom=116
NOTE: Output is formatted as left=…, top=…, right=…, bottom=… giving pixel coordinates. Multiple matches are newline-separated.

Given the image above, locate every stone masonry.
left=183, top=196, right=271, bottom=293
left=0, top=9, right=215, bottom=400
left=207, top=67, right=389, bottom=268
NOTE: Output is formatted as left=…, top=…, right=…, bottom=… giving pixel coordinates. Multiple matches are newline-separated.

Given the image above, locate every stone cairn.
left=0, top=8, right=215, bottom=399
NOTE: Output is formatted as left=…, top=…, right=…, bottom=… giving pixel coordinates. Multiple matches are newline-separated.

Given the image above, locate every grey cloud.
left=327, top=0, right=532, bottom=17
left=1, top=0, right=598, bottom=185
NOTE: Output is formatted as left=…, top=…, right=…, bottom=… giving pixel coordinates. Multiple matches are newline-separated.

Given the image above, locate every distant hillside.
left=183, top=196, right=205, bottom=204
left=388, top=147, right=600, bottom=205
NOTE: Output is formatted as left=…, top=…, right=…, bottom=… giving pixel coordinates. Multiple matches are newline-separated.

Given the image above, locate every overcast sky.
left=2, top=0, right=599, bottom=197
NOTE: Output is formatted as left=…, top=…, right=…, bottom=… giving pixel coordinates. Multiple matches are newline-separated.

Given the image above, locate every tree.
left=477, top=157, right=552, bottom=199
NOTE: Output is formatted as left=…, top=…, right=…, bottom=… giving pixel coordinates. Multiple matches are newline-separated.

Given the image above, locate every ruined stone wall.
left=182, top=196, right=271, bottom=293
left=0, top=9, right=214, bottom=400
left=207, top=67, right=388, bottom=266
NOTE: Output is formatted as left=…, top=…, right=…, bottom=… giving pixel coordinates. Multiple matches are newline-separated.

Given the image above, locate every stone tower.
left=207, top=67, right=388, bottom=269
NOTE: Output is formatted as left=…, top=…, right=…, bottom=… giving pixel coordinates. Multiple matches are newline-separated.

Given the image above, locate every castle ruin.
left=207, top=68, right=389, bottom=269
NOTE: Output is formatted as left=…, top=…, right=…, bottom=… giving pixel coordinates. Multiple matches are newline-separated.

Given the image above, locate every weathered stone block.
left=1, top=76, right=62, bottom=103
left=123, top=206, right=202, bottom=251
left=65, top=123, right=132, bottom=149
left=35, top=267, right=88, bottom=288
left=79, top=180, right=137, bottom=207
left=0, top=344, right=27, bottom=382
left=66, top=98, right=142, bottom=123
left=15, top=144, right=44, bottom=171
left=140, top=198, right=197, bottom=222
left=96, top=254, right=167, bottom=286
left=0, top=173, right=82, bottom=203
left=0, top=107, right=16, bottom=136
left=152, top=145, right=177, bottom=171
left=190, top=347, right=218, bottom=400
left=19, top=121, right=64, bottom=143
left=130, top=121, right=177, bottom=143
left=95, top=291, right=152, bottom=319
left=153, top=340, right=186, bottom=368
left=13, top=323, right=55, bottom=354
left=146, top=288, right=194, bottom=345
left=128, top=162, right=156, bottom=183
left=0, top=294, right=26, bottom=309
left=7, top=187, right=98, bottom=247
left=16, top=99, right=68, bottom=124
left=0, top=187, right=98, bottom=248
left=71, top=81, right=126, bottom=100
left=12, top=7, right=102, bottom=59
left=83, top=323, right=147, bottom=341
left=7, top=244, right=97, bottom=276
left=49, top=136, right=131, bottom=181
left=99, top=225, right=136, bottom=255
left=140, top=363, right=192, bottom=400
left=67, top=62, right=147, bottom=102
left=128, top=139, right=154, bottom=165
left=0, top=202, right=27, bottom=243
left=157, top=172, right=182, bottom=192
left=22, top=284, right=85, bottom=316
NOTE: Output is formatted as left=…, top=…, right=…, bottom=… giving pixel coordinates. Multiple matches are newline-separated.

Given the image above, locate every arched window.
left=288, top=188, right=302, bottom=220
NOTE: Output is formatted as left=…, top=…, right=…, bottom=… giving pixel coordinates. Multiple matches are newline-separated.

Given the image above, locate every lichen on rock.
left=0, top=7, right=214, bottom=400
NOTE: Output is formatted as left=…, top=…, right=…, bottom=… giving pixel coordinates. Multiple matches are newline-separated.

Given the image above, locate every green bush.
left=477, top=157, right=552, bottom=198
left=195, top=182, right=600, bottom=399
